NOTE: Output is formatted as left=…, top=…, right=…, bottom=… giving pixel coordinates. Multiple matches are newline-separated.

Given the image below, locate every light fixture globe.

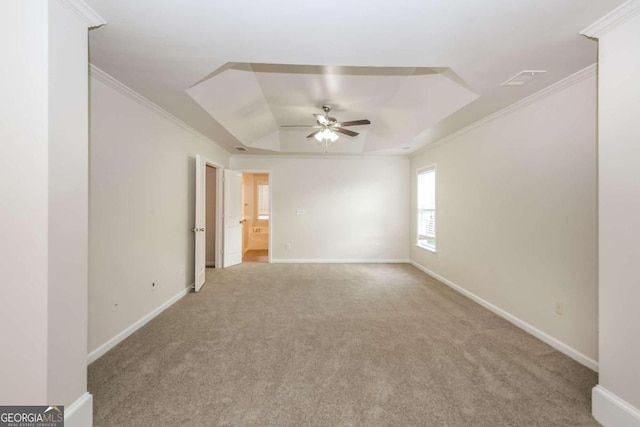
left=314, top=128, right=339, bottom=143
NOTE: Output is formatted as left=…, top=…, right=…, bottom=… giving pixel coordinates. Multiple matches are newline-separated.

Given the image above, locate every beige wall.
left=205, top=166, right=217, bottom=266
left=242, top=173, right=253, bottom=251
left=230, top=156, right=410, bottom=261
left=596, top=9, right=640, bottom=414
left=88, top=71, right=229, bottom=355
left=242, top=173, right=269, bottom=252
left=410, top=73, right=598, bottom=365
left=244, top=173, right=269, bottom=228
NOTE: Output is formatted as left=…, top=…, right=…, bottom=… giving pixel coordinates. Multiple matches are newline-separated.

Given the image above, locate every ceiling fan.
left=281, top=105, right=371, bottom=142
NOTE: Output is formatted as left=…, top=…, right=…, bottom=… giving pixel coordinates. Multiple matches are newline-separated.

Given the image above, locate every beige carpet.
left=89, top=263, right=598, bottom=426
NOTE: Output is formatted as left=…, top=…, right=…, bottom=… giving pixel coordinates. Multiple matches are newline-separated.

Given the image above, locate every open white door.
left=223, top=169, right=243, bottom=267
left=193, top=155, right=206, bottom=292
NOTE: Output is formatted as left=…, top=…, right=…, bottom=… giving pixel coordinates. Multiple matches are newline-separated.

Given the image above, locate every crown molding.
left=57, top=0, right=106, bottom=28
left=410, top=63, right=597, bottom=158
left=581, top=0, right=640, bottom=39
left=89, top=64, right=220, bottom=147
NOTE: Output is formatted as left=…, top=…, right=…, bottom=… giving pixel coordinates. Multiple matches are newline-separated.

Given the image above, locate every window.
left=417, top=166, right=436, bottom=251
left=257, top=182, right=269, bottom=219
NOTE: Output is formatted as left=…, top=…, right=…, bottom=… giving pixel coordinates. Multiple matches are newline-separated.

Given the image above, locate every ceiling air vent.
left=501, top=70, right=546, bottom=86
left=234, top=146, right=248, bottom=152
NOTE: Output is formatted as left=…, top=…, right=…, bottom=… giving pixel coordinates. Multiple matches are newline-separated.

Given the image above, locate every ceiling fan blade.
left=334, top=127, right=359, bottom=137
left=338, top=119, right=371, bottom=127
left=306, top=130, right=321, bottom=139
left=313, top=114, right=329, bottom=125
left=280, top=125, right=322, bottom=128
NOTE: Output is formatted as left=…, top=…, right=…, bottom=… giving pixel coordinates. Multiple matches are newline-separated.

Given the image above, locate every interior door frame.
left=203, top=157, right=224, bottom=270
left=237, top=169, right=273, bottom=264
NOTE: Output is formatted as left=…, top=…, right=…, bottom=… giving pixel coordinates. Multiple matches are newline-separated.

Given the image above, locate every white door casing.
left=193, top=155, right=206, bottom=292
left=223, top=169, right=243, bottom=267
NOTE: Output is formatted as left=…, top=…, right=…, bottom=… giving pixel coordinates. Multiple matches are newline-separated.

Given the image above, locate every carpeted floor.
left=88, top=263, right=599, bottom=426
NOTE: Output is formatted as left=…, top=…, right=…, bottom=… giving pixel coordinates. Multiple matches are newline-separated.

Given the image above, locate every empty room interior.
left=2, top=1, right=640, bottom=426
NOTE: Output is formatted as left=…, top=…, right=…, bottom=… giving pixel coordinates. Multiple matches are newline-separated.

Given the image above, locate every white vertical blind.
left=417, top=167, right=436, bottom=250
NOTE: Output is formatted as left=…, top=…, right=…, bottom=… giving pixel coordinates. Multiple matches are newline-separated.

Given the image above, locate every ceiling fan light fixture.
left=283, top=105, right=370, bottom=151
left=315, top=128, right=338, bottom=143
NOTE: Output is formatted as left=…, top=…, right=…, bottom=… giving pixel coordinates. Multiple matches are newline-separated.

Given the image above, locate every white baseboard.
left=87, top=286, right=192, bottom=364
left=409, top=261, right=599, bottom=371
left=271, top=259, right=411, bottom=264
left=593, top=385, right=640, bottom=427
left=65, top=392, right=92, bottom=427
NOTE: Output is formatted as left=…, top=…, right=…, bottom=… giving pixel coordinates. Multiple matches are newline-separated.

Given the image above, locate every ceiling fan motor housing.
left=321, top=105, right=337, bottom=124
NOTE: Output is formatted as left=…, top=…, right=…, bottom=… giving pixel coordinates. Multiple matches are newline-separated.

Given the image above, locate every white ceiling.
left=85, top=0, right=624, bottom=155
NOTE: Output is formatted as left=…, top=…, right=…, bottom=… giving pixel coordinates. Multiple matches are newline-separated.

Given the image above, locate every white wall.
left=88, top=71, right=229, bottom=354
left=410, top=73, right=598, bottom=364
left=47, top=0, right=91, bottom=406
left=0, top=0, right=50, bottom=404
left=0, top=0, right=97, bottom=410
left=596, top=8, right=640, bottom=416
left=230, top=156, right=410, bottom=261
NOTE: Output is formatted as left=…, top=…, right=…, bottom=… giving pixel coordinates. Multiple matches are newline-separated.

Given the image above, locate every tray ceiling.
left=186, top=64, right=478, bottom=153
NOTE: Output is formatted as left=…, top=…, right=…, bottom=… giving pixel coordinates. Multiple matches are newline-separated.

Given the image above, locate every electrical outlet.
left=112, top=301, right=119, bottom=312
left=151, top=282, right=156, bottom=292
left=285, top=243, right=292, bottom=250
left=555, top=302, right=563, bottom=315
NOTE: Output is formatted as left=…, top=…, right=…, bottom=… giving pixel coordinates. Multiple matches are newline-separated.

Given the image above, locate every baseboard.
left=271, top=259, right=411, bottom=264
left=593, top=385, right=640, bottom=427
left=409, top=261, right=599, bottom=371
left=206, top=262, right=215, bottom=267
left=64, top=392, right=92, bottom=427
left=87, top=286, right=192, bottom=364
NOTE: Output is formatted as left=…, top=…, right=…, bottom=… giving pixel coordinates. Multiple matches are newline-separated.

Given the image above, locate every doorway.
left=205, top=165, right=218, bottom=268
left=241, top=172, right=270, bottom=263
left=194, top=156, right=223, bottom=291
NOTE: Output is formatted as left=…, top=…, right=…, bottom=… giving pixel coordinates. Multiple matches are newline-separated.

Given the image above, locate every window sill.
left=415, top=243, right=436, bottom=253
